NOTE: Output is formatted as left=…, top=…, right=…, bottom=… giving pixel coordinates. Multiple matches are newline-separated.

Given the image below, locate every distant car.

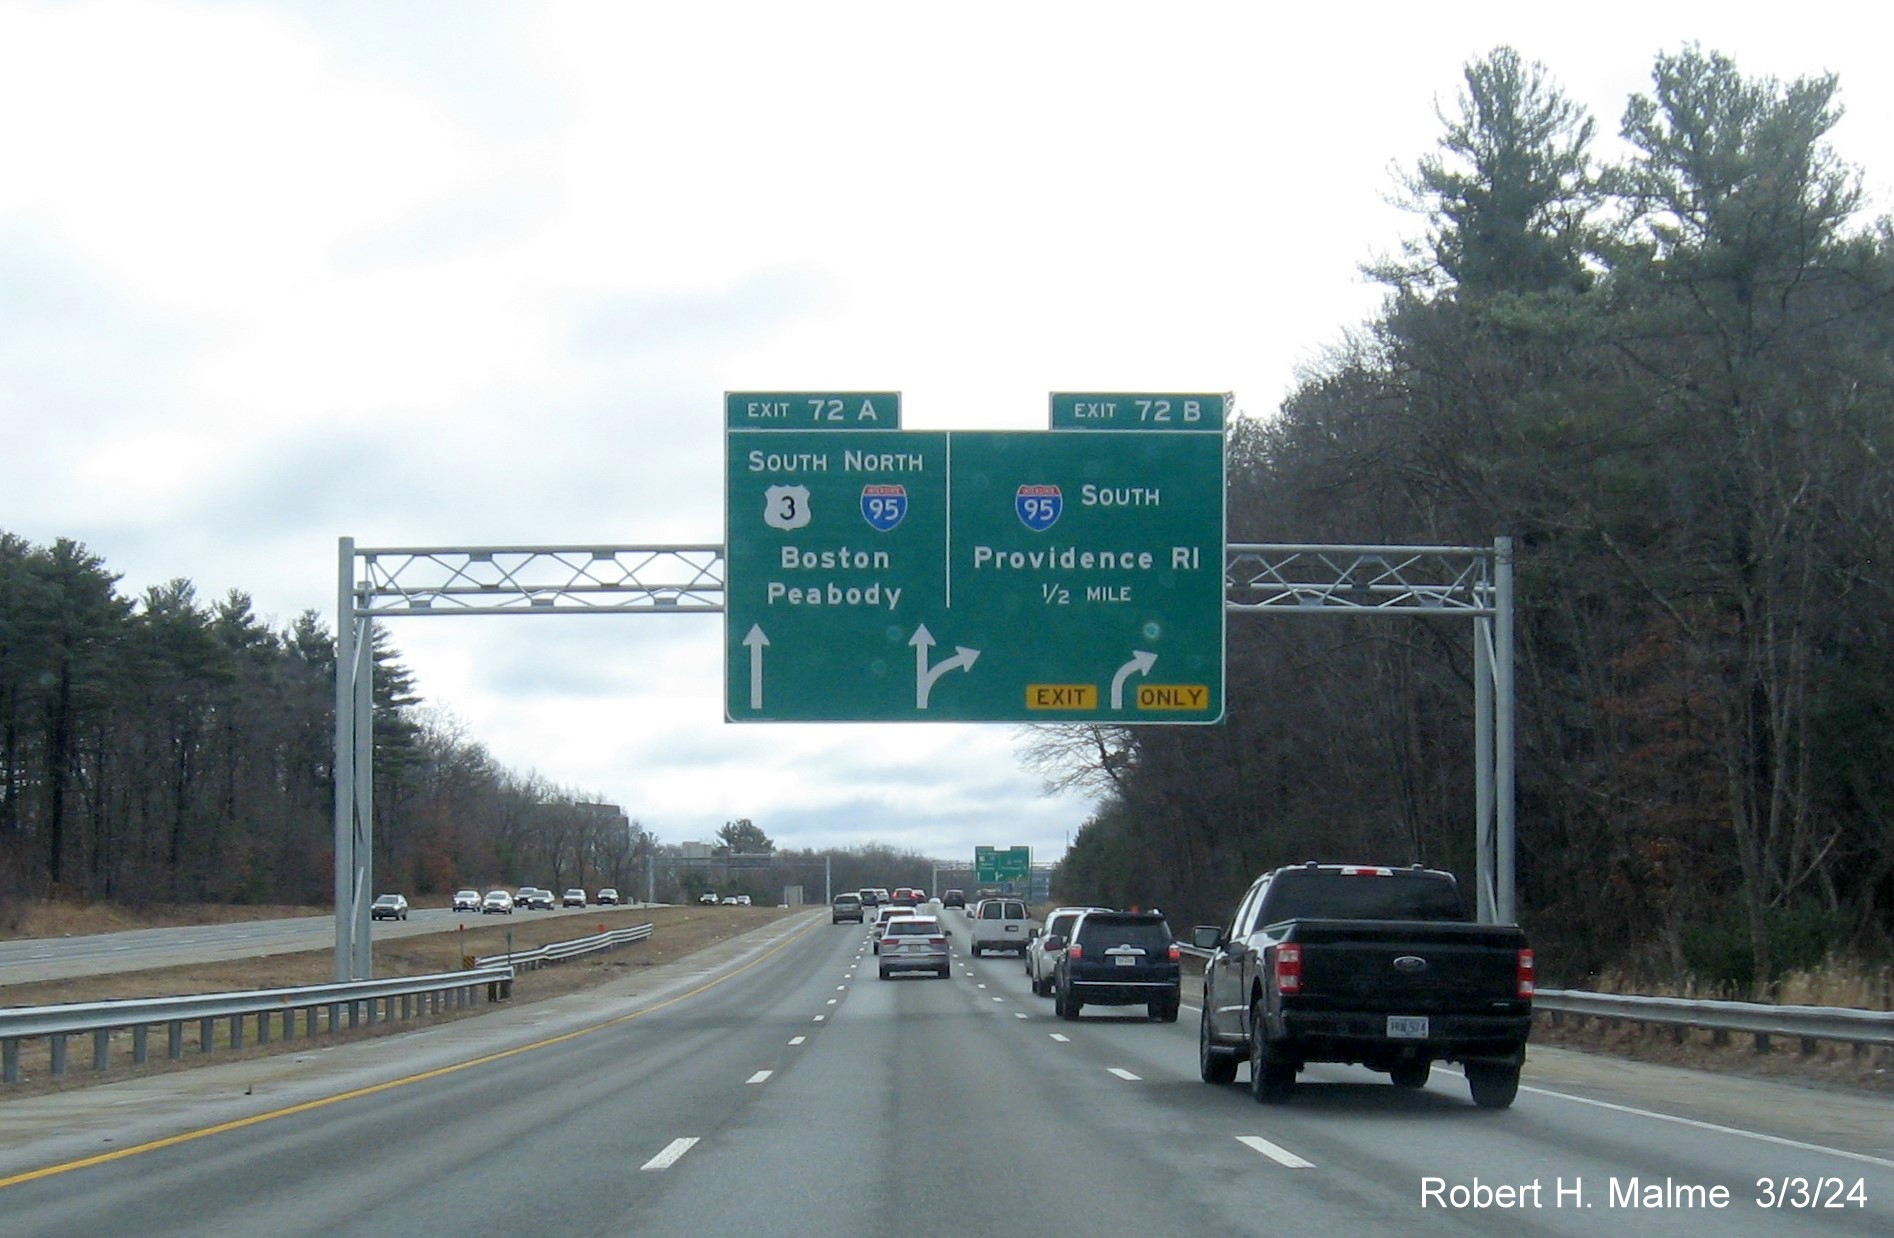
left=562, top=888, right=587, bottom=907
left=481, top=890, right=514, bottom=914
left=721, top=896, right=740, bottom=906
left=1026, top=906, right=1112, bottom=996
left=515, top=887, right=553, bottom=910
left=1052, top=910, right=1181, bottom=1022
left=699, top=891, right=720, bottom=905
left=942, top=889, right=966, bottom=909
left=735, top=894, right=752, bottom=906
left=452, top=889, right=481, bottom=912
left=371, top=893, right=409, bottom=921
left=597, top=888, right=620, bottom=905
left=877, top=915, right=951, bottom=979
left=832, top=893, right=864, bottom=924
left=857, top=888, right=881, bottom=908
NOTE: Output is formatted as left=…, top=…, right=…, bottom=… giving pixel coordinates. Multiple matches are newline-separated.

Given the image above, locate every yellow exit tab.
left=1136, top=684, right=1209, bottom=711
left=1027, top=684, right=1098, bottom=710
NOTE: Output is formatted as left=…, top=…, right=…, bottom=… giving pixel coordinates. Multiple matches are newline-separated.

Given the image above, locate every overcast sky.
left=3, top=2, right=1887, bottom=866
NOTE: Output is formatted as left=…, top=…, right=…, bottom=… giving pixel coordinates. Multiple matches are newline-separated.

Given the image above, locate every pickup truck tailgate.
left=1285, top=920, right=1527, bottom=1013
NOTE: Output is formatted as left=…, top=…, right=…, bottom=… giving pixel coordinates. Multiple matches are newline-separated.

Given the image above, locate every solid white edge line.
left=746, top=1070, right=772, bottom=1084
left=641, top=1137, right=700, bottom=1170
left=1490, top=1073, right=1894, bottom=1170
left=1237, top=1134, right=1314, bottom=1169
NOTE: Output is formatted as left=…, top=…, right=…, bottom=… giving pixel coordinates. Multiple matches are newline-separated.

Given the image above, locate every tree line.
left=1049, top=45, right=1894, bottom=994
left=0, top=534, right=651, bottom=919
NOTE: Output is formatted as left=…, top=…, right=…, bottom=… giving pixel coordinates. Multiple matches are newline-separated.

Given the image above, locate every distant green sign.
left=1050, top=392, right=1226, bottom=431
left=976, top=846, right=1031, bottom=883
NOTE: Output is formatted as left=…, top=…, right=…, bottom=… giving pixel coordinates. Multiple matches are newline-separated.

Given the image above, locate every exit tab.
left=726, top=391, right=901, bottom=430
left=1026, top=683, right=1098, bottom=711
left=1050, top=392, right=1226, bottom=432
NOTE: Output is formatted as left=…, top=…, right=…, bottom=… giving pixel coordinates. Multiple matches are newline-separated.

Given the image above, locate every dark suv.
left=1051, top=911, right=1181, bottom=1022
left=832, top=893, right=864, bottom=924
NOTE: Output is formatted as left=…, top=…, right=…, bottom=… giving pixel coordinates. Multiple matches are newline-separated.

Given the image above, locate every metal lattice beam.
left=352, top=544, right=725, bottom=614
left=1225, top=543, right=1495, bottom=614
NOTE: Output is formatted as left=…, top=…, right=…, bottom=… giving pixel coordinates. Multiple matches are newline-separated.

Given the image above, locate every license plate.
left=1115, top=955, right=1136, bottom=967
left=1387, top=1016, right=1429, bottom=1038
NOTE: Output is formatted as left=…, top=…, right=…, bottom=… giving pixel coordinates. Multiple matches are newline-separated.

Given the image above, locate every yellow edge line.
left=0, top=916, right=822, bottom=1190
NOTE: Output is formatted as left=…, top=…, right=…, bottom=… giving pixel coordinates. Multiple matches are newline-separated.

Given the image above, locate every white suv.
left=1025, top=906, right=1111, bottom=995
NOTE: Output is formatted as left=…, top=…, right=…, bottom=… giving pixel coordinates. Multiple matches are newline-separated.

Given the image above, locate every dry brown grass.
left=3, top=901, right=334, bottom=941
left=0, top=904, right=801, bottom=1099
left=1534, top=956, right=1894, bottom=1094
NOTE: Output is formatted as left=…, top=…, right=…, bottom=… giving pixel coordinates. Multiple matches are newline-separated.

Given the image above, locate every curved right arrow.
left=1110, top=650, right=1158, bottom=710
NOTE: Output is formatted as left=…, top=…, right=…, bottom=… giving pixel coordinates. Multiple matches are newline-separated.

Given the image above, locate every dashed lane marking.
left=1236, top=1135, right=1314, bottom=1169
left=1108, top=1068, right=1141, bottom=1081
left=641, top=1137, right=700, bottom=1171
left=746, top=1070, right=772, bottom=1084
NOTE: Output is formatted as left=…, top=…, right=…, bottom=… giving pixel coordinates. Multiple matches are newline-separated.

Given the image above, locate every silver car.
left=876, top=915, right=951, bottom=980
left=1026, top=906, right=1111, bottom=996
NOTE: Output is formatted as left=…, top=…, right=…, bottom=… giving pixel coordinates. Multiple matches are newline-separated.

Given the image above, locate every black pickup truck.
left=1193, top=862, right=1533, bottom=1108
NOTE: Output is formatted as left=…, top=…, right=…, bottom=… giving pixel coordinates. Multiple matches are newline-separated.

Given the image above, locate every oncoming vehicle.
left=562, top=888, right=587, bottom=907
left=877, top=915, right=951, bottom=979
left=597, top=888, right=620, bottom=905
left=370, top=893, right=409, bottom=921
left=699, top=891, right=720, bottom=905
left=451, top=889, right=480, bottom=912
left=481, top=890, right=514, bottom=914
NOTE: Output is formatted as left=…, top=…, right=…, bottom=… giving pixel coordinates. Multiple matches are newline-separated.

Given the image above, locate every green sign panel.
left=975, top=846, right=1032, bottom=883
left=1049, top=392, right=1226, bottom=431
left=725, top=399, right=1225, bottom=724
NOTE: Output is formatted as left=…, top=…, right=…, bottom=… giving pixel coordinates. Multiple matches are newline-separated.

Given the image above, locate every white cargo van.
left=969, top=898, right=1035, bottom=956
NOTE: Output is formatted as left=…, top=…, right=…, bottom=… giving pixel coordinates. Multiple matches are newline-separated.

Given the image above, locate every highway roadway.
left=0, top=903, right=639, bottom=984
left=1, top=911, right=1890, bottom=1236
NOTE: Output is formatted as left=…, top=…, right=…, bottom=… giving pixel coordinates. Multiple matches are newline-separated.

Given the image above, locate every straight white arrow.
left=1110, top=650, right=1157, bottom=709
left=743, top=624, right=770, bottom=709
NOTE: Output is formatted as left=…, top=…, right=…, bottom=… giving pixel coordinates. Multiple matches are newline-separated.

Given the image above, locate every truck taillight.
left=1274, top=944, right=1301, bottom=995
left=1167, top=944, right=1180, bottom=962
left=1517, top=948, right=1535, bottom=998
left=1067, top=944, right=1083, bottom=961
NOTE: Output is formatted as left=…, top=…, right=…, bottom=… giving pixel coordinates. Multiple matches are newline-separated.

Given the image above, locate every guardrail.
left=1533, top=988, right=1894, bottom=1053
left=1174, top=943, right=1892, bottom=1054
left=473, top=922, right=654, bottom=969
left=2, top=965, right=514, bottom=1085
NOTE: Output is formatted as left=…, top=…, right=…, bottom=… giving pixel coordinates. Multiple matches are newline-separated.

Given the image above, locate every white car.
left=452, top=889, right=481, bottom=912
left=1026, top=906, right=1111, bottom=995
left=481, top=890, right=514, bottom=914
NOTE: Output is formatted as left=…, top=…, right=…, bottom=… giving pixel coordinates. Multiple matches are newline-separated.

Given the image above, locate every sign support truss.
left=334, top=537, right=1513, bottom=979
